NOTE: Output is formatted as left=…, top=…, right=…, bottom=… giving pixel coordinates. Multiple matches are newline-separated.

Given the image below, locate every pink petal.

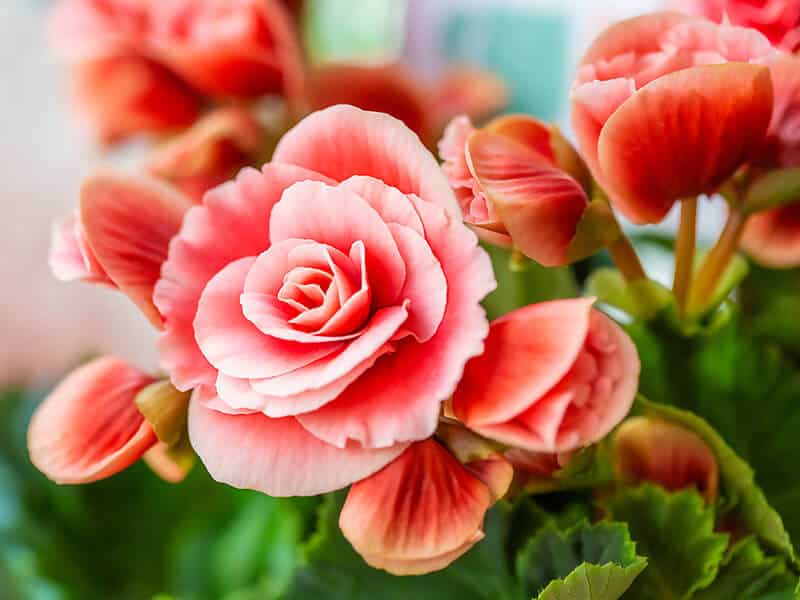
left=466, top=131, right=589, bottom=267
left=338, top=176, right=425, bottom=235
left=27, top=357, right=156, bottom=484
left=439, top=116, right=476, bottom=189
left=452, top=298, right=594, bottom=427
left=154, top=164, right=332, bottom=390
left=339, top=439, right=492, bottom=575
left=250, top=305, right=407, bottom=397
left=388, top=224, right=447, bottom=342
left=49, top=213, right=113, bottom=285
left=571, top=78, right=636, bottom=182
left=598, top=63, right=774, bottom=224
left=296, top=197, right=495, bottom=449
left=269, top=180, right=406, bottom=306
left=272, top=105, right=460, bottom=217
left=194, top=257, right=342, bottom=379
left=187, top=398, right=408, bottom=496
left=48, top=0, right=146, bottom=60
left=80, top=171, right=192, bottom=327
left=216, top=341, right=385, bottom=418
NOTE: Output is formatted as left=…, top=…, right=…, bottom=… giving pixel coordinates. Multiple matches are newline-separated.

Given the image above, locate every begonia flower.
left=452, top=299, right=639, bottom=454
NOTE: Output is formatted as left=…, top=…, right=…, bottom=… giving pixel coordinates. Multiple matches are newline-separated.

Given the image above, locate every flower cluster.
left=30, top=0, right=800, bottom=582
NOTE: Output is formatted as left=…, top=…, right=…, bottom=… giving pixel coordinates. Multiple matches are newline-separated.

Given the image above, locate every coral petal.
left=598, top=63, right=774, bottom=224
left=28, top=357, right=156, bottom=484
left=80, top=171, right=192, bottom=327
left=339, top=440, right=492, bottom=575
left=452, top=299, right=594, bottom=427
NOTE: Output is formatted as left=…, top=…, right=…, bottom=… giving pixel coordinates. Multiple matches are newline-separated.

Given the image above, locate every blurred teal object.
left=305, top=0, right=407, bottom=63
left=443, top=8, right=568, bottom=121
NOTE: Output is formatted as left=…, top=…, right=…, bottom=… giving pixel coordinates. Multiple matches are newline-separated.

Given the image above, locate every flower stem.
left=688, top=207, right=747, bottom=314
left=608, top=235, right=647, bottom=282
left=673, top=197, right=697, bottom=315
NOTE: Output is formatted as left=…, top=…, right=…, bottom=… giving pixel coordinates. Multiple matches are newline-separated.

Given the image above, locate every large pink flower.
left=49, top=0, right=303, bottom=143
left=151, top=105, right=495, bottom=496
left=452, top=299, right=639, bottom=454
left=673, top=0, right=800, bottom=51
left=572, top=12, right=776, bottom=224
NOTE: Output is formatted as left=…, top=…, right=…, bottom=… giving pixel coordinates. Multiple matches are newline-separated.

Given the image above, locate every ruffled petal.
left=580, top=11, right=694, bottom=66
left=452, top=298, right=594, bottom=427
left=80, top=171, right=192, bottom=327
left=272, top=105, right=459, bottom=217
left=27, top=357, right=156, bottom=484
left=154, top=163, right=331, bottom=390
left=387, top=224, right=447, bottom=342
left=188, top=398, right=408, bottom=496
left=339, top=440, right=492, bottom=575
left=269, top=180, right=406, bottom=306
left=297, top=197, right=495, bottom=449
left=598, top=63, right=774, bottom=224
left=194, top=257, right=342, bottom=379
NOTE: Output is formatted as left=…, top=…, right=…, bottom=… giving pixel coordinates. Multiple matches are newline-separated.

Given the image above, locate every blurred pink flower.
left=147, top=106, right=266, bottom=202
left=49, top=0, right=303, bottom=143
left=452, top=299, right=639, bottom=454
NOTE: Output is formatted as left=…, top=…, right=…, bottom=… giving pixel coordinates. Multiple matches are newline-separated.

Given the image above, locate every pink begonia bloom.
left=150, top=105, right=495, bottom=497
left=673, top=0, right=800, bottom=51
left=48, top=0, right=303, bottom=143
left=571, top=12, right=776, bottom=224
left=614, top=417, right=719, bottom=502
left=452, top=299, right=639, bottom=454
left=431, top=67, right=509, bottom=132
left=147, top=107, right=266, bottom=203
left=27, top=357, right=157, bottom=484
left=438, top=114, right=593, bottom=266
left=339, top=439, right=511, bottom=575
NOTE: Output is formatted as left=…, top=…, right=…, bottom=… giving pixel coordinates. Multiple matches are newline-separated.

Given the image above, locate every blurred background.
left=0, top=1, right=670, bottom=598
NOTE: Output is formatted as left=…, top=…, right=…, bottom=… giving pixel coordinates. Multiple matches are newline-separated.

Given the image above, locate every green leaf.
left=482, top=243, right=577, bottom=320
left=743, top=168, right=800, bottom=215
left=633, top=398, right=794, bottom=561
left=629, top=315, right=800, bottom=553
left=516, top=520, right=646, bottom=600
left=282, top=493, right=521, bottom=600
left=740, top=265, right=800, bottom=357
left=693, top=538, right=798, bottom=600
left=604, top=485, right=729, bottom=599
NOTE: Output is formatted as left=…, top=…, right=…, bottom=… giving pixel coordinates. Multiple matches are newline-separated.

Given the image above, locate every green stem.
left=673, top=197, right=697, bottom=316
left=608, top=235, right=647, bottom=282
left=688, top=208, right=747, bottom=314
